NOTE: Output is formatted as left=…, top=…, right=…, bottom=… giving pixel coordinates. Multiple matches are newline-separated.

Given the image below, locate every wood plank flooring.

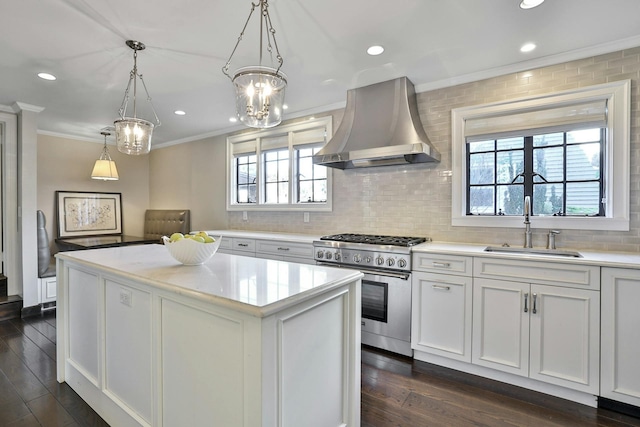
left=1, top=311, right=639, bottom=426
left=361, top=347, right=640, bottom=427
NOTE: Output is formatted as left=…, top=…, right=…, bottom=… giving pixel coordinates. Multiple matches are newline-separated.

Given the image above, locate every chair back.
left=37, top=210, right=56, bottom=277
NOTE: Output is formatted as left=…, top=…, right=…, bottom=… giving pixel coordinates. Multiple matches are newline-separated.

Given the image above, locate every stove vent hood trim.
left=312, top=77, right=441, bottom=169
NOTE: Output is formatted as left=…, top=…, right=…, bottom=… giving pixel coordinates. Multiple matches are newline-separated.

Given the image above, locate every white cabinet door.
left=412, top=272, right=472, bottom=362
left=529, top=284, right=600, bottom=394
left=601, top=267, right=640, bottom=407
left=39, top=277, right=57, bottom=303
left=472, top=278, right=530, bottom=377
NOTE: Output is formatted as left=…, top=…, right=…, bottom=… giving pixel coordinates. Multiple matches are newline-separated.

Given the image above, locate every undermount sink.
left=484, top=246, right=583, bottom=258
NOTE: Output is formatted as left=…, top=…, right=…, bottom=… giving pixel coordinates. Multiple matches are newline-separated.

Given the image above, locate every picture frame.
left=56, top=191, right=123, bottom=238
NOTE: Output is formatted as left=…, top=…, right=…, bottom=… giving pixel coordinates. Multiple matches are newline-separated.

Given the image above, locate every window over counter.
left=451, top=80, right=630, bottom=231
left=226, top=116, right=333, bottom=211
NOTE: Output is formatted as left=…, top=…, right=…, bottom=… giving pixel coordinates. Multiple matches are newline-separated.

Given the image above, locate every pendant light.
left=91, top=131, right=119, bottom=181
left=222, top=0, right=287, bottom=129
left=114, top=40, right=161, bottom=155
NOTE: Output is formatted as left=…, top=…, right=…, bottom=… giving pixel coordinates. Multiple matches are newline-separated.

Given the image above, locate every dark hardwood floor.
left=2, top=311, right=640, bottom=426
left=361, top=346, right=640, bottom=427
left=0, top=310, right=108, bottom=426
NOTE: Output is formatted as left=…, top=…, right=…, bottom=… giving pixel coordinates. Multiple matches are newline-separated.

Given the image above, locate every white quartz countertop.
left=202, top=230, right=321, bottom=244
left=56, top=244, right=362, bottom=317
left=413, top=241, right=640, bottom=269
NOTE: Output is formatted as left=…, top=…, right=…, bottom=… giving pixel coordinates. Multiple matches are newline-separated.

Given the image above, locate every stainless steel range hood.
left=312, top=77, right=440, bottom=169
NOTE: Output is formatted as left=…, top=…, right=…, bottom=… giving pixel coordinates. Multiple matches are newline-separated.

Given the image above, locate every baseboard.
left=0, top=275, right=7, bottom=297
left=0, top=295, right=23, bottom=321
left=21, top=304, right=42, bottom=318
left=599, top=397, right=640, bottom=418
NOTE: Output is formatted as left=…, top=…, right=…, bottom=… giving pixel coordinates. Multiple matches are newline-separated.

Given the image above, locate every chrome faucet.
left=523, top=196, right=532, bottom=248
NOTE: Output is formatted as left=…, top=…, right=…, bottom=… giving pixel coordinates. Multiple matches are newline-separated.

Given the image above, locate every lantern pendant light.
left=222, top=0, right=287, bottom=129
left=91, top=131, right=119, bottom=181
left=114, top=40, right=161, bottom=155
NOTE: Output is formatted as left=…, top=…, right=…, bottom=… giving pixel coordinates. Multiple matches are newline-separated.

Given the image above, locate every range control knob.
left=365, top=256, right=372, bottom=264
left=398, top=259, right=407, bottom=269
left=353, top=254, right=362, bottom=263
left=376, top=256, right=385, bottom=266
left=334, top=253, right=341, bottom=261
left=326, top=252, right=333, bottom=260
left=387, top=258, right=395, bottom=267
left=316, top=250, right=324, bottom=259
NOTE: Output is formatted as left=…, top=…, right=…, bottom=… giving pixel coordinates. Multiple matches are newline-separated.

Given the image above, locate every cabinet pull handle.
left=238, top=243, right=249, bottom=247
left=532, top=293, right=538, bottom=314
left=277, top=247, right=290, bottom=251
left=432, top=262, right=451, bottom=268
left=524, top=293, right=529, bottom=313
left=432, top=284, right=451, bottom=291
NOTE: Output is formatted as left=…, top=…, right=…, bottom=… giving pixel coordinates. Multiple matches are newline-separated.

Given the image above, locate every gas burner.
left=320, top=233, right=428, bottom=247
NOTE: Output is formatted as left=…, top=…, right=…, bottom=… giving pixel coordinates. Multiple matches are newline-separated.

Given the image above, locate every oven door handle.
left=316, top=262, right=410, bottom=280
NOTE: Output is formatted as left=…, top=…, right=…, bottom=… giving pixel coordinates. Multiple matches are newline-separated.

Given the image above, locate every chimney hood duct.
left=312, top=77, right=440, bottom=169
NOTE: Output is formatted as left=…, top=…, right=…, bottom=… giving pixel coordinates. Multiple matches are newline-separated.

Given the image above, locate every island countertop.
left=56, top=243, right=362, bottom=317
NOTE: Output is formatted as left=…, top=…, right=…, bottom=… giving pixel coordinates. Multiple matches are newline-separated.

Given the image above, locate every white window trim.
left=226, top=116, right=333, bottom=212
left=451, top=79, right=631, bottom=231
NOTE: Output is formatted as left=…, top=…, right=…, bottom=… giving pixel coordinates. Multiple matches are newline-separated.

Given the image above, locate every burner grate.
left=320, top=233, right=427, bottom=247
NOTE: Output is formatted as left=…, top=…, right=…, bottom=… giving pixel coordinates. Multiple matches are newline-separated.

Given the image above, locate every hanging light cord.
left=222, top=0, right=284, bottom=79
left=118, top=48, right=161, bottom=126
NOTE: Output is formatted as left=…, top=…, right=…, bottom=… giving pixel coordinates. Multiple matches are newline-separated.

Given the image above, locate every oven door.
left=360, top=270, right=411, bottom=347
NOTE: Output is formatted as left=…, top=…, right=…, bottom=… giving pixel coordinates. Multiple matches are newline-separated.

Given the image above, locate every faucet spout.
left=523, top=196, right=532, bottom=248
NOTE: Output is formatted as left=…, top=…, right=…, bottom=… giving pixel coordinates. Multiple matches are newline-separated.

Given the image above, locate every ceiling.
left=2, top=0, right=640, bottom=146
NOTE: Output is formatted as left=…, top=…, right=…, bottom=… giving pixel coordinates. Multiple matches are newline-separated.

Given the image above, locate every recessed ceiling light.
left=229, top=117, right=238, bottom=123
left=519, top=0, right=544, bottom=9
left=520, top=43, right=536, bottom=53
left=174, top=110, right=186, bottom=116
left=37, top=72, right=56, bottom=81
left=367, top=45, right=384, bottom=56
left=283, top=104, right=289, bottom=110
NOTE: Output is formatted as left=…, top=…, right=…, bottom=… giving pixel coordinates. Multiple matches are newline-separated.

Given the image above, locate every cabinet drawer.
left=474, top=257, right=600, bottom=290
left=231, top=238, right=256, bottom=253
left=413, top=253, right=472, bottom=276
left=218, top=237, right=232, bottom=250
left=256, top=240, right=313, bottom=259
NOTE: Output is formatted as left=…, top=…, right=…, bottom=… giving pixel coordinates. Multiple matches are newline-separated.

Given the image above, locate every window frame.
left=451, top=80, right=631, bottom=231
left=226, top=116, right=333, bottom=212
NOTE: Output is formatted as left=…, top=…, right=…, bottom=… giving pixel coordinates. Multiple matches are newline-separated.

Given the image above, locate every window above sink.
left=451, top=79, right=631, bottom=231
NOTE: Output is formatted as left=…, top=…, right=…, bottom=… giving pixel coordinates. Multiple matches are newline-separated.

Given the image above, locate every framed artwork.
left=56, top=191, right=123, bottom=238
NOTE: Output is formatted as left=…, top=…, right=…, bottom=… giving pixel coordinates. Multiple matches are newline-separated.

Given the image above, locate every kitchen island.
left=55, top=244, right=362, bottom=427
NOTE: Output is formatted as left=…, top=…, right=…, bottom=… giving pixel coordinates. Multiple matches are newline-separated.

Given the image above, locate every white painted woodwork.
left=474, top=257, right=600, bottom=290
left=256, top=239, right=314, bottom=259
left=56, top=245, right=361, bottom=427
left=217, top=235, right=316, bottom=264
left=472, top=278, right=530, bottom=376
left=413, top=253, right=472, bottom=276
left=411, top=271, right=472, bottom=362
left=529, top=284, right=600, bottom=394
left=601, top=267, right=640, bottom=407
left=67, top=267, right=99, bottom=383
left=104, top=281, right=153, bottom=424
left=472, top=277, right=600, bottom=394
left=38, top=277, right=57, bottom=303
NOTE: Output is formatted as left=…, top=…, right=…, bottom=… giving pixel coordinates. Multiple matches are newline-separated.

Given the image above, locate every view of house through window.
left=296, top=146, right=327, bottom=203
left=467, top=128, right=603, bottom=217
left=235, top=154, right=257, bottom=204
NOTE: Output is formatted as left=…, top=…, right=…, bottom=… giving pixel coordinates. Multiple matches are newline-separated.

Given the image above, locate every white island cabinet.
left=55, top=244, right=362, bottom=427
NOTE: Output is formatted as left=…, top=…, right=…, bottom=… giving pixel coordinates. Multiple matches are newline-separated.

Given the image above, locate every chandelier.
left=91, top=130, right=119, bottom=181
left=114, top=40, right=161, bottom=155
left=222, top=0, right=287, bottom=129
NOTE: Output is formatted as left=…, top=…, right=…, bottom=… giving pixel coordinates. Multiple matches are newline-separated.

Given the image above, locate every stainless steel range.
left=313, top=233, right=428, bottom=357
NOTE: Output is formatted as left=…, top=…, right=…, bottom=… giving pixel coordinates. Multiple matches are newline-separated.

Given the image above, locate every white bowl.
left=162, top=235, right=222, bottom=265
